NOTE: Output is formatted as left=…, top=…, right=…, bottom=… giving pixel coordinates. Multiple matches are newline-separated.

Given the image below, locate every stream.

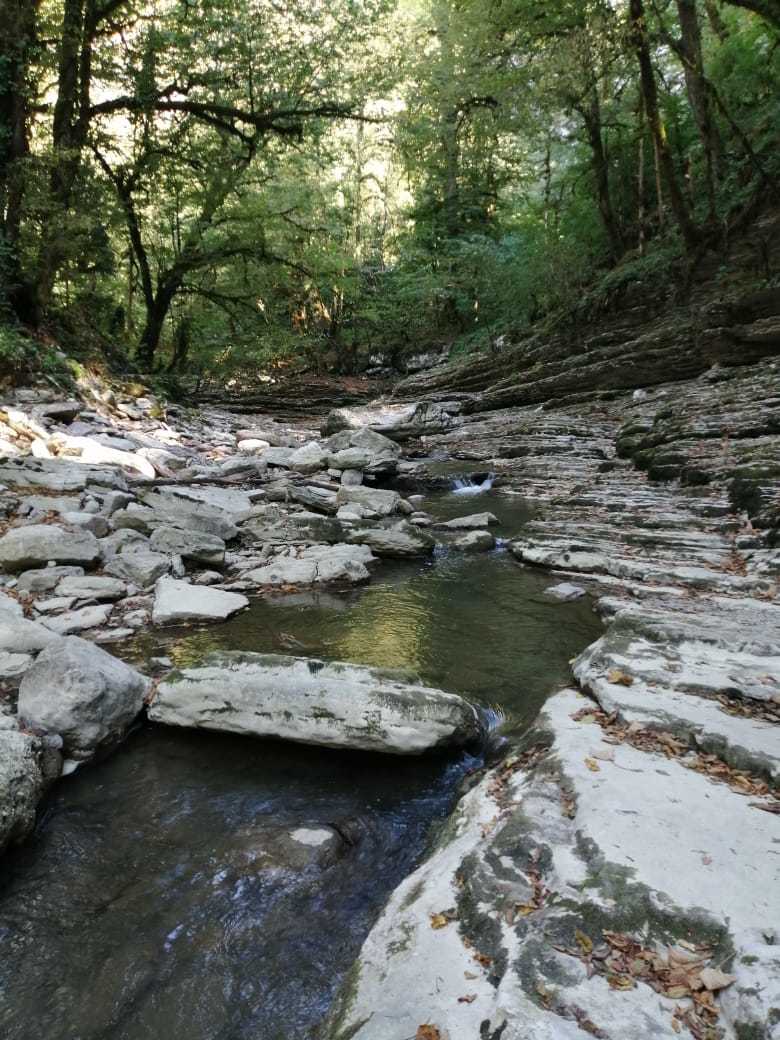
left=0, top=490, right=602, bottom=1040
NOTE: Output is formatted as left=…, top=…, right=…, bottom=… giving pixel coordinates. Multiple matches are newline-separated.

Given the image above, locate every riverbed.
left=0, top=491, right=602, bottom=1040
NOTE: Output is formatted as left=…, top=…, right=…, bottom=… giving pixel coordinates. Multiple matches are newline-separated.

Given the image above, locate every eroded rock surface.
left=149, top=652, right=481, bottom=754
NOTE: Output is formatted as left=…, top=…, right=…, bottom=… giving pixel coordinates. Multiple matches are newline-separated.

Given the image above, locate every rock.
left=0, top=615, right=62, bottom=653
left=437, top=511, right=498, bottom=529
left=0, top=590, right=23, bottom=616
left=335, top=486, right=401, bottom=517
left=151, top=576, right=248, bottom=624
left=236, top=438, right=271, bottom=454
left=149, top=525, right=226, bottom=565
left=346, top=523, right=435, bottom=558
left=104, top=550, right=171, bottom=588
left=0, top=457, right=127, bottom=493
left=149, top=652, right=481, bottom=754
left=322, top=401, right=461, bottom=441
left=0, top=651, right=33, bottom=679
left=453, top=530, right=495, bottom=552
left=17, top=636, right=148, bottom=761
left=0, top=524, right=101, bottom=571
left=0, top=729, right=45, bottom=852
left=35, top=400, right=81, bottom=423
left=327, top=688, right=780, bottom=1040
left=60, top=510, right=110, bottom=537
left=245, top=544, right=374, bottom=586
left=263, top=447, right=296, bottom=467
left=544, top=581, right=588, bottom=601
left=40, top=604, right=113, bottom=635
left=99, top=529, right=149, bottom=556
left=133, top=488, right=244, bottom=540
left=289, top=441, right=328, bottom=474
left=290, top=484, right=339, bottom=515
left=325, top=427, right=401, bottom=473
left=340, top=469, right=363, bottom=486
left=59, top=437, right=157, bottom=479
left=56, top=575, right=127, bottom=601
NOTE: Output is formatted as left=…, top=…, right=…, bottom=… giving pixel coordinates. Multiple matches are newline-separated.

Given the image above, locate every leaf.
left=665, top=985, right=690, bottom=999
left=416, top=1027, right=442, bottom=1040
left=607, top=668, right=634, bottom=686
left=575, top=928, right=593, bottom=956
left=699, top=967, right=736, bottom=992
left=457, top=994, right=477, bottom=1004
left=515, top=902, right=538, bottom=916
left=584, top=757, right=601, bottom=772
left=430, top=913, right=451, bottom=930
left=607, top=974, right=635, bottom=990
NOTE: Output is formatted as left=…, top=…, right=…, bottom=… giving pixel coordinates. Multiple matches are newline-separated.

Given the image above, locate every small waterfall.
left=451, top=472, right=495, bottom=496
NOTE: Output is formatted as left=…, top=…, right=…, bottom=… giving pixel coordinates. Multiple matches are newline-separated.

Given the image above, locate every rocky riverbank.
left=1, top=348, right=778, bottom=1038
left=324, top=358, right=780, bottom=1039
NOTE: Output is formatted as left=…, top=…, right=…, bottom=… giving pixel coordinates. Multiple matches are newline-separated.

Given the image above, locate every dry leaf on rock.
left=416, top=1026, right=442, bottom=1040
left=699, top=967, right=736, bottom=992
left=457, top=994, right=477, bottom=1004
left=585, top=757, right=601, bottom=772
left=606, top=668, right=634, bottom=686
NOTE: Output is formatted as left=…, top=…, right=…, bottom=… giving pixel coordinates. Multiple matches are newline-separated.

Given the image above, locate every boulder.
left=0, top=524, right=100, bottom=571
left=322, top=401, right=461, bottom=440
left=347, top=523, right=435, bottom=558
left=0, top=615, right=62, bottom=653
left=60, top=510, right=109, bottom=537
left=0, top=729, right=46, bottom=852
left=99, top=529, right=149, bottom=556
left=151, top=576, right=248, bottom=625
left=325, top=427, right=400, bottom=474
left=17, top=636, right=148, bottom=760
left=136, top=489, right=241, bottom=540
left=104, top=550, right=171, bottom=588
left=335, top=486, right=401, bottom=517
left=453, top=530, right=495, bottom=552
left=245, top=544, right=374, bottom=586
left=289, top=441, right=328, bottom=474
left=290, top=485, right=339, bottom=515
left=149, top=651, right=481, bottom=754
left=149, top=525, right=226, bottom=565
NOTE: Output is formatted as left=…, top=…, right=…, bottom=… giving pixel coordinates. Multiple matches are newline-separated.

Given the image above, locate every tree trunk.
left=580, top=90, right=624, bottom=261
left=629, top=0, right=699, bottom=250
left=0, top=0, right=38, bottom=319
left=704, top=0, right=729, bottom=39
left=676, top=0, right=722, bottom=214
left=138, top=279, right=179, bottom=370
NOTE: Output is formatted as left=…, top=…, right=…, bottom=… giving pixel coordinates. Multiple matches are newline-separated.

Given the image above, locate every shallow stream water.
left=0, top=490, right=602, bottom=1040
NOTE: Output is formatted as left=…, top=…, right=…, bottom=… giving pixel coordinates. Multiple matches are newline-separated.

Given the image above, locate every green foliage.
left=0, top=323, right=73, bottom=387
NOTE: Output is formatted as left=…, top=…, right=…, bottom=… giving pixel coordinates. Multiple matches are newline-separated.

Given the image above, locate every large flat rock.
left=151, top=577, right=248, bottom=624
left=149, top=651, right=481, bottom=754
left=327, top=688, right=780, bottom=1040
left=0, top=524, right=101, bottom=571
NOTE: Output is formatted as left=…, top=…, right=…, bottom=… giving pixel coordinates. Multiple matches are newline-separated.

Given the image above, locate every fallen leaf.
left=607, top=974, right=635, bottom=990
left=457, top=994, right=477, bottom=1004
left=515, top=902, right=538, bottom=916
left=464, top=971, right=478, bottom=980
left=699, top=967, right=736, bottom=992
left=607, top=668, right=634, bottom=686
left=585, top=757, right=601, bottom=772
left=416, top=1027, right=441, bottom=1040
left=665, top=985, right=690, bottom=999
left=575, top=929, right=594, bottom=956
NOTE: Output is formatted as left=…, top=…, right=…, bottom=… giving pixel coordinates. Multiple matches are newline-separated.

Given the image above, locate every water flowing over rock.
left=17, top=637, right=149, bottom=762
left=149, top=652, right=481, bottom=754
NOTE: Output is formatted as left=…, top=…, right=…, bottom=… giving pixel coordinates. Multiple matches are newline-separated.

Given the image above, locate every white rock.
left=149, top=651, right=480, bottom=754
left=151, top=577, right=248, bottom=624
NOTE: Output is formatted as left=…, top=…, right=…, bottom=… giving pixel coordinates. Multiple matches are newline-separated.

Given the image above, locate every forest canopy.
left=1, top=0, right=778, bottom=383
